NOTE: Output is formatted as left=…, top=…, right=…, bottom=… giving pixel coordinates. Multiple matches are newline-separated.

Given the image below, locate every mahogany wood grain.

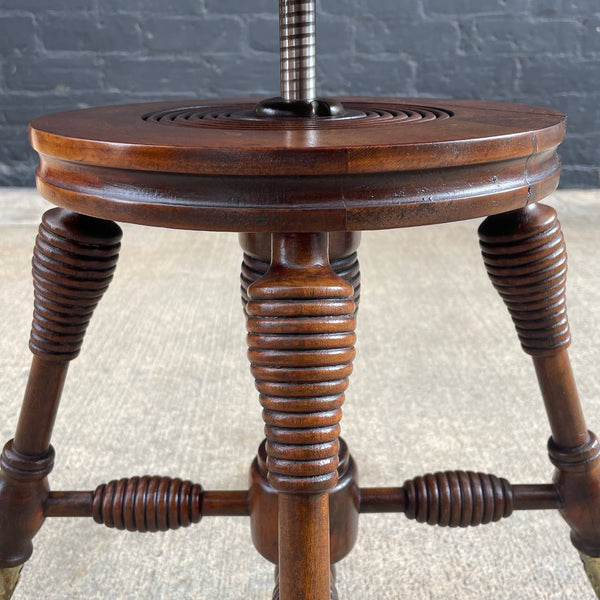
left=13, top=90, right=597, bottom=598
left=240, top=232, right=361, bottom=312
left=479, top=204, right=571, bottom=358
left=250, top=439, right=359, bottom=565
left=273, top=566, right=339, bottom=600
left=246, top=232, right=356, bottom=599
left=30, top=98, right=565, bottom=176
left=0, top=443, right=54, bottom=568
left=240, top=233, right=361, bottom=264
left=201, top=491, right=251, bottom=517
left=43, top=480, right=560, bottom=520
left=479, top=204, right=588, bottom=446
left=534, top=353, right=588, bottom=449
left=511, top=484, right=564, bottom=511
left=44, top=492, right=92, bottom=518
left=480, top=203, right=600, bottom=560
left=359, top=483, right=561, bottom=514
left=92, top=476, right=204, bottom=532
left=0, top=209, right=121, bottom=569
left=13, top=359, right=66, bottom=457
left=30, top=98, right=565, bottom=232
left=44, top=489, right=250, bottom=520
left=278, top=494, right=331, bottom=599
left=549, top=433, right=600, bottom=557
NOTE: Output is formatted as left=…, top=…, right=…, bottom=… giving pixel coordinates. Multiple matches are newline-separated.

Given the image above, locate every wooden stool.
left=1, top=95, right=598, bottom=599
left=2, top=4, right=599, bottom=599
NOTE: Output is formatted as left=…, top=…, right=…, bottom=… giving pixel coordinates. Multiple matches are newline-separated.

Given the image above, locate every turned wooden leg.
left=479, top=203, right=600, bottom=596
left=273, top=566, right=339, bottom=600
left=240, top=232, right=361, bottom=312
left=246, top=233, right=356, bottom=600
left=0, top=209, right=121, bottom=597
left=249, top=439, right=359, bottom=570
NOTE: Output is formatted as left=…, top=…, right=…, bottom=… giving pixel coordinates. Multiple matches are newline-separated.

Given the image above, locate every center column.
left=246, top=233, right=356, bottom=600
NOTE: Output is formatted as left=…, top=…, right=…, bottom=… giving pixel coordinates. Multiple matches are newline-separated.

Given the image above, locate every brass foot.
left=581, top=553, right=600, bottom=598
left=0, top=566, right=22, bottom=600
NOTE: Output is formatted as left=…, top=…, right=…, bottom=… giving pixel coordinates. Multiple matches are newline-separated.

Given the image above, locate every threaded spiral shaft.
left=280, top=0, right=317, bottom=101
left=479, top=203, right=570, bottom=356
left=92, top=476, right=203, bottom=532
left=30, top=209, right=122, bottom=361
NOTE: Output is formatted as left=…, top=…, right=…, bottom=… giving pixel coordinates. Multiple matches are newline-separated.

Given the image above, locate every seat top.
left=30, top=97, right=565, bottom=232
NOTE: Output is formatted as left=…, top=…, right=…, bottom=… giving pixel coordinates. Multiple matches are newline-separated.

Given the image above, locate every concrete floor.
left=1, top=188, right=599, bottom=599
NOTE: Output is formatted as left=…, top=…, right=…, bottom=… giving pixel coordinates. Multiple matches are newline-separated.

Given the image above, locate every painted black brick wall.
left=0, top=0, right=598, bottom=187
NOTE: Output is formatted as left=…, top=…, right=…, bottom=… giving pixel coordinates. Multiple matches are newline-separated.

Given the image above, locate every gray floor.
left=1, top=188, right=599, bottom=599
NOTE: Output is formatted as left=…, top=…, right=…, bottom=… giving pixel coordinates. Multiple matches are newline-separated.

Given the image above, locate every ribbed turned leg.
left=0, top=209, right=121, bottom=597
left=246, top=233, right=356, bottom=600
left=479, top=203, right=600, bottom=597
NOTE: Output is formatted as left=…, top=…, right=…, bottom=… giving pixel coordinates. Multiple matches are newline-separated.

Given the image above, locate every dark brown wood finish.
left=8, top=90, right=598, bottom=598
left=249, top=439, right=359, bottom=565
left=479, top=204, right=600, bottom=580
left=44, top=489, right=250, bottom=519
left=40, top=480, right=561, bottom=520
left=246, top=232, right=356, bottom=599
left=0, top=209, right=121, bottom=573
left=240, top=232, right=361, bottom=310
left=273, top=566, right=339, bottom=600
left=359, top=482, right=561, bottom=515
left=30, top=98, right=565, bottom=232
left=30, top=98, right=564, bottom=177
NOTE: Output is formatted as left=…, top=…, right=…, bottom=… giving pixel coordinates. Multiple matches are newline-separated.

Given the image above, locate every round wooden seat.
left=30, top=97, right=565, bottom=232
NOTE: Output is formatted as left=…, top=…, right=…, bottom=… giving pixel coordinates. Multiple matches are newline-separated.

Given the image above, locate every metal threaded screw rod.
left=255, top=0, right=343, bottom=117
left=280, top=0, right=317, bottom=101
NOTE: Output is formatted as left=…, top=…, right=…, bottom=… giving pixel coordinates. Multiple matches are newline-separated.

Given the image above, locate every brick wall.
left=0, top=0, right=598, bottom=187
